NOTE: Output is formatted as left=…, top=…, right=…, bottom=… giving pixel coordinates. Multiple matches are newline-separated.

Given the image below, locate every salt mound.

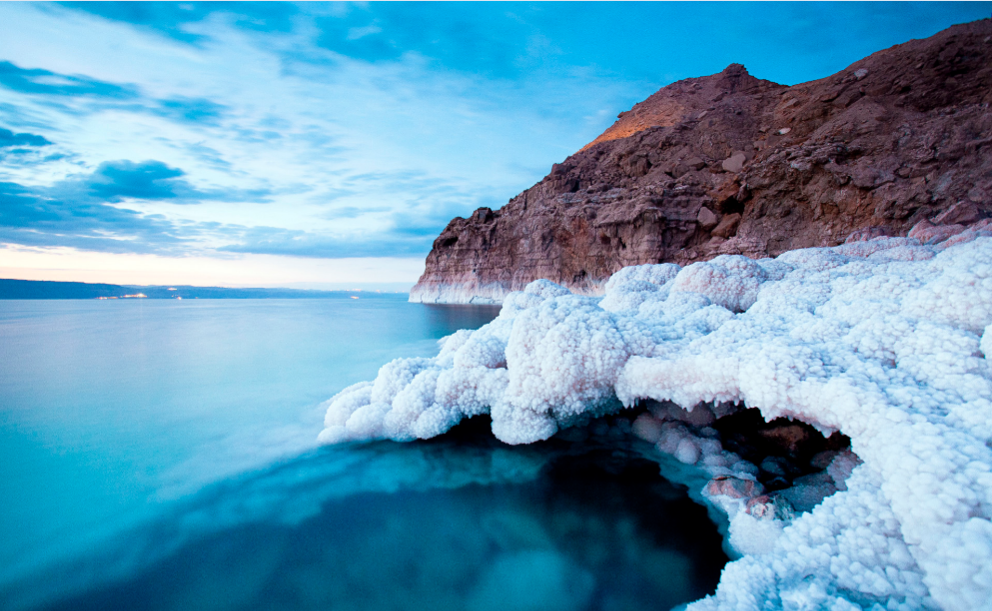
left=319, top=232, right=992, bottom=611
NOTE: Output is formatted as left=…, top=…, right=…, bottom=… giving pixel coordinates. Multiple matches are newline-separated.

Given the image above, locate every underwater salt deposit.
left=320, top=222, right=992, bottom=610
left=1, top=298, right=731, bottom=611
left=20, top=429, right=728, bottom=611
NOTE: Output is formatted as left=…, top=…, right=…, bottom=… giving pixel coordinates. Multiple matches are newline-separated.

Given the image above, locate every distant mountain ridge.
left=0, top=279, right=400, bottom=299
left=411, top=19, right=992, bottom=304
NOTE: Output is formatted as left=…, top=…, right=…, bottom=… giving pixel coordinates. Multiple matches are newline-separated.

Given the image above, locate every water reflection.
left=1, top=301, right=727, bottom=611
left=0, top=299, right=502, bottom=582
left=421, top=304, right=503, bottom=339
left=26, top=423, right=727, bottom=611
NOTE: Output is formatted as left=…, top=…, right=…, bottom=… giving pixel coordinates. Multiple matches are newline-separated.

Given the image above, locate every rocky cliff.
left=411, top=19, right=992, bottom=304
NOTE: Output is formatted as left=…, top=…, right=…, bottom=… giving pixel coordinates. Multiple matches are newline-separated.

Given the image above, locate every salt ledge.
left=320, top=224, right=992, bottom=611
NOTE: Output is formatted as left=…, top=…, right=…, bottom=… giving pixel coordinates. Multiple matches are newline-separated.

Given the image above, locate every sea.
left=0, top=297, right=727, bottom=611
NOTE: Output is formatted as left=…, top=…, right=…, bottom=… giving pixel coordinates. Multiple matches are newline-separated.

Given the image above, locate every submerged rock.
left=704, top=475, right=762, bottom=500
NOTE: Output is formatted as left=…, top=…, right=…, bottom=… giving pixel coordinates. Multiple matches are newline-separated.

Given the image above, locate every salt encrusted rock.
left=908, top=219, right=967, bottom=244
left=745, top=495, right=797, bottom=522
left=323, top=229, right=992, bottom=611
left=745, top=495, right=775, bottom=518
left=647, top=399, right=717, bottom=427
left=705, top=475, right=762, bottom=499
left=845, top=226, right=891, bottom=242
left=411, top=20, right=992, bottom=305
left=631, top=412, right=664, bottom=443
left=934, top=201, right=983, bottom=226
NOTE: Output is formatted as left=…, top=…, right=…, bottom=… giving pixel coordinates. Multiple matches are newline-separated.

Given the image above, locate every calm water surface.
left=0, top=297, right=726, bottom=610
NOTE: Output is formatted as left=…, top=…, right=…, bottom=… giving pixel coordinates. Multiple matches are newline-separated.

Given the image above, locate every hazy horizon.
left=0, top=276, right=417, bottom=292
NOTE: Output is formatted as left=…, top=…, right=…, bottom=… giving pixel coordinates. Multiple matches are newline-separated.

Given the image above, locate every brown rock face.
left=411, top=20, right=992, bottom=304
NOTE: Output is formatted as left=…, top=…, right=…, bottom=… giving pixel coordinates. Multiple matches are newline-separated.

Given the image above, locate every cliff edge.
left=411, top=19, right=992, bottom=304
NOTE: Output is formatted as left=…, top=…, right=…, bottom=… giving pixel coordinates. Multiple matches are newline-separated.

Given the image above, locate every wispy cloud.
left=320, top=206, right=390, bottom=220
left=0, top=179, right=193, bottom=254
left=55, top=1, right=299, bottom=44
left=50, top=160, right=272, bottom=204
left=311, top=3, right=542, bottom=78
left=0, top=127, right=52, bottom=148
left=85, top=159, right=188, bottom=200
left=218, top=226, right=434, bottom=259
left=154, top=96, right=227, bottom=125
left=0, top=60, right=139, bottom=99
left=0, top=155, right=279, bottom=256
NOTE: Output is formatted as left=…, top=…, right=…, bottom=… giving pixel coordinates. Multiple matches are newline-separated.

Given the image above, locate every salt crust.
left=320, top=230, right=992, bottom=611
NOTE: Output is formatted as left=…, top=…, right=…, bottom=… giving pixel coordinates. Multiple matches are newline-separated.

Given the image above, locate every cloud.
left=311, top=4, right=529, bottom=77
left=321, top=206, right=389, bottom=220
left=0, top=127, right=57, bottom=165
left=0, top=153, right=285, bottom=253
left=51, top=159, right=272, bottom=204
left=338, top=171, right=459, bottom=203
left=229, top=126, right=284, bottom=144
left=0, top=158, right=461, bottom=259
left=0, top=60, right=232, bottom=133
left=0, top=149, right=70, bottom=168
left=218, top=177, right=498, bottom=259
left=0, top=151, right=286, bottom=256
left=0, top=63, right=228, bottom=129
left=217, top=225, right=433, bottom=259
left=346, top=24, right=383, bottom=41
left=0, top=60, right=139, bottom=98
left=0, top=179, right=193, bottom=254
left=0, top=127, right=52, bottom=147
left=183, top=142, right=232, bottom=171
left=86, top=159, right=187, bottom=200
left=56, top=2, right=548, bottom=80
left=56, top=1, right=299, bottom=43
left=154, top=96, right=227, bottom=124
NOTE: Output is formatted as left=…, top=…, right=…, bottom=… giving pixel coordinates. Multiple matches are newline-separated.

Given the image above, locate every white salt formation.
left=320, top=222, right=992, bottom=611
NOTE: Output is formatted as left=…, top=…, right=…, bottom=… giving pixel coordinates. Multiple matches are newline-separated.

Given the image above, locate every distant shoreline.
left=0, top=279, right=408, bottom=300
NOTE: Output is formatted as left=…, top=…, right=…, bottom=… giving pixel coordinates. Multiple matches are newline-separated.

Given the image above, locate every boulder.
left=721, top=152, right=747, bottom=173
left=711, top=213, right=742, bottom=239
left=697, top=207, right=720, bottom=229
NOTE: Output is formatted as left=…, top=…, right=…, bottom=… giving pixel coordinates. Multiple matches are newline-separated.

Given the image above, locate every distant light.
left=350, top=296, right=359, bottom=299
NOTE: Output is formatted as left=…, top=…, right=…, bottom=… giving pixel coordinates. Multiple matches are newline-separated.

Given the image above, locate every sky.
left=1, top=2, right=990, bottom=290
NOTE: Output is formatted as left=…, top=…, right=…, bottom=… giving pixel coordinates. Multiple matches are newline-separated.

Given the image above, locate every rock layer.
left=411, top=19, right=992, bottom=304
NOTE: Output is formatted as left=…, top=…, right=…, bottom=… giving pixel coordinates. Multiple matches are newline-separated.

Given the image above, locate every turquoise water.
left=0, top=298, right=726, bottom=610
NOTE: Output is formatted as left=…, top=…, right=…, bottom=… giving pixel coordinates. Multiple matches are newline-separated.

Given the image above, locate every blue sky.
left=1, top=2, right=989, bottom=288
